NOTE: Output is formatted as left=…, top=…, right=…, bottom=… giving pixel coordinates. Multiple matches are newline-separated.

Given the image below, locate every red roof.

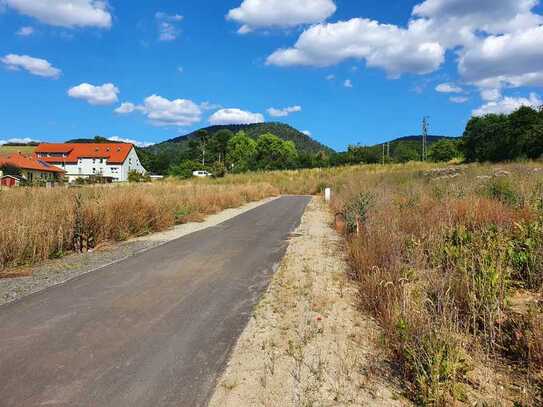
left=0, top=153, right=65, bottom=173
left=35, top=143, right=134, bottom=164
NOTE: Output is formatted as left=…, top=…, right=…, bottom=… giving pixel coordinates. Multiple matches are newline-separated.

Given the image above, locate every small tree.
left=169, top=160, right=205, bottom=179
left=226, top=131, right=257, bottom=173
left=128, top=170, right=150, bottom=183
left=212, top=161, right=226, bottom=178
left=428, top=139, right=461, bottom=162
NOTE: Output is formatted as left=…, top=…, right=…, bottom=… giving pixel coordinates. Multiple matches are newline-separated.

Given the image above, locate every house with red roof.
left=34, top=143, right=146, bottom=183
left=0, top=152, right=66, bottom=186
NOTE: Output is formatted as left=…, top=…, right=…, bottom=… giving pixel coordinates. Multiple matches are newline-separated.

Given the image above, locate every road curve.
left=0, top=196, right=311, bottom=407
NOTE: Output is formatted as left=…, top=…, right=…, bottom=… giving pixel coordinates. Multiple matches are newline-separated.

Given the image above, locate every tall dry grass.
left=0, top=182, right=278, bottom=272
left=328, top=163, right=543, bottom=405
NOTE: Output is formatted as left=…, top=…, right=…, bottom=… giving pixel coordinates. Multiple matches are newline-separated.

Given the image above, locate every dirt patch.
left=0, top=197, right=278, bottom=306
left=209, top=198, right=410, bottom=406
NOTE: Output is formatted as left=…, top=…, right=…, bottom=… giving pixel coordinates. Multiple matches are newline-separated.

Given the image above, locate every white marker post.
left=324, top=187, right=332, bottom=202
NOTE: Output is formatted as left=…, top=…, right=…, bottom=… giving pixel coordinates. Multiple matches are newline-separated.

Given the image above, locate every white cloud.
left=144, top=95, right=202, bottom=126
left=209, top=108, right=264, bottom=125
left=265, top=0, right=543, bottom=86
left=0, top=137, right=40, bottom=145
left=3, top=0, right=112, bottom=28
left=155, top=12, right=183, bottom=41
left=116, top=95, right=203, bottom=127
left=227, top=0, right=336, bottom=32
left=108, top=136, right=155, bottom=148
left=115, top=102, right=140, bottom=114
left=302, top=130, right=312, bottom=136
left=459, top=26, right=543, bottom=92
left=344, top=79, right=353, bottom=88
left=1, top=54, right=61, bottom=78
left=480, top=88, right=502, bottom=102
left=450, top=96, right=469, bottom=104
left=473, top=92, right=542, bottom=116
left=267, top=105, right=301, bottom=117
left=325, top=74, right=335, bottom=80
left=267, top=18, right=445, bottom=78
left=16, top=26, right=34, bottom=36
left=435, top=83, right=463, bottom=93
left=68, top=83, right=119, bottom=106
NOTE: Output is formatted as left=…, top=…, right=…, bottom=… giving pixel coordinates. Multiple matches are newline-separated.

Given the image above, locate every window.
left=93, top=168, right=96, bottom=174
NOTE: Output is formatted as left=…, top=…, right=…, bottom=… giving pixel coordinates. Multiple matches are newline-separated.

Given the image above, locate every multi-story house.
left=35, top=143, right=146, bottom=182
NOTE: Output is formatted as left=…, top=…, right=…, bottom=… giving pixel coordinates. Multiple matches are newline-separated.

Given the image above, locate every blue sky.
left=1, top=0, right=542, bottom=151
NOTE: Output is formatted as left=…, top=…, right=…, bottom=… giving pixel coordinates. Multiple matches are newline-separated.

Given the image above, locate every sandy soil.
left=0, top=196, right=278, bottom=306
left=209, top=197, right=410, bottom=407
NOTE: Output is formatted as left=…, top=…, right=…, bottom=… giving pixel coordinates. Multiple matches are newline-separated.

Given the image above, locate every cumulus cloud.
left=155, top=12, right=183, bottom=41
left=209, top=108, right=264, bottom=125
left=114, top=102, right=141, bottom=114
left=436, top=83, right=463, bottom=93
left=267, top=18, right=445, bottom=78
left=267, top=105, right=301, bottom=117
left=115, top=95, right=203, bottom=127
left=107, top=136, right=155, bottom=148
left=68, top=83, right=119, bottom=106
left=3, top=0, right=112, bottom=28
left=227, top=0, right=336, bottom=33
left=473, top=93, right=542, bottom=116
left=16, top=26, right=34, bottom=36
left=344, top=79, right=353, bottom=88
left=1, top=54, right=61, bottom=78
left=459, top=26, right=543, bottom=92
left=266, top=0, right=543, bottom=85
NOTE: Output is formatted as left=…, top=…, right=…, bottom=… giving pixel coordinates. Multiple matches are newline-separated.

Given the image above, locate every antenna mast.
left=422, top=116, right=430, bottom=161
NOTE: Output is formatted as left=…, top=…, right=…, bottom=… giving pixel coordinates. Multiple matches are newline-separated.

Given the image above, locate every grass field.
left=0, top=145, right=37, bottom=155
left=1, top=162, right=542, bottom=404
left=326, top=163, right=543, bottom=405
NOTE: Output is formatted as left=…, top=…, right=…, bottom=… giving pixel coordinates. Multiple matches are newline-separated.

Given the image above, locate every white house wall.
left=55, top=147, right=145, bottom=182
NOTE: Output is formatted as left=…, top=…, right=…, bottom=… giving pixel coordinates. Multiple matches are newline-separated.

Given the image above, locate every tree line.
left=163, top=130, right=299, bottom=178
left=461, top=106, right=543, bottom=162
left=139, top=130, right=463, bottom=177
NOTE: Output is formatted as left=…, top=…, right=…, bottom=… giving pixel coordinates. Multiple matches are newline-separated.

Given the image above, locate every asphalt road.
left=0, top=196, right=310, bottom=407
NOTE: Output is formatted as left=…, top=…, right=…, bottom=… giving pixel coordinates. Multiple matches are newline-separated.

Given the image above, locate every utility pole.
left=387, top=142, right=390, bottom=160
left=422, top=116, right=430, bottom=162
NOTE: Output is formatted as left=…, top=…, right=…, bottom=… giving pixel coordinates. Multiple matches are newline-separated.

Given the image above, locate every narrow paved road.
left=0, top=196, right=310, bottom=407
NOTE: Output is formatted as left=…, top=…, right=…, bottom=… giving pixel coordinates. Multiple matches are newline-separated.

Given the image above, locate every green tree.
left=226, top=131, right=257, bottom=173
left=196, top=130, right=209, bottom=165
left=208, top=129, right=233, bottom=163
left=169, top=160, right=205, bottom=179
left=255, top=133, right=298, bottom=170
left=428, top=139, right=460, bottom=162
left=394, top=143, right=420, bottom=163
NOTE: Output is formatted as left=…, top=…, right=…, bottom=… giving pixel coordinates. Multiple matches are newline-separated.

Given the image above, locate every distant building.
left=0, top=153, right=65, bottom=185
left=35, top=143, right=146, bottom=183
left=0, top=175, right=22, bottom=187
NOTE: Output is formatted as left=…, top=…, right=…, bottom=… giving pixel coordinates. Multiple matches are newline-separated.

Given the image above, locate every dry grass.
left=0, top=182, right=278, bottom=273
left=327, top=163, right=543, bottom=405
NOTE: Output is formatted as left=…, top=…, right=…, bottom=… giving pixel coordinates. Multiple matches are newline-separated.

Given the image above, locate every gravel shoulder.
left=209, top=197, right=411, bottom=407
left=0, top=196, right=278, bottom=306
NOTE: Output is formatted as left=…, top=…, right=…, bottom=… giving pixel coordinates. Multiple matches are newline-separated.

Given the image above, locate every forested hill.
left=387, top=135, right=456, bottom=144
left=146, top=122, right=334, bottom=155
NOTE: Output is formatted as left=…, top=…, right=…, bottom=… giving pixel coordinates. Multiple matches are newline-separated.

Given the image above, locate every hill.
left=145, top=122, right=334, bottom=156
